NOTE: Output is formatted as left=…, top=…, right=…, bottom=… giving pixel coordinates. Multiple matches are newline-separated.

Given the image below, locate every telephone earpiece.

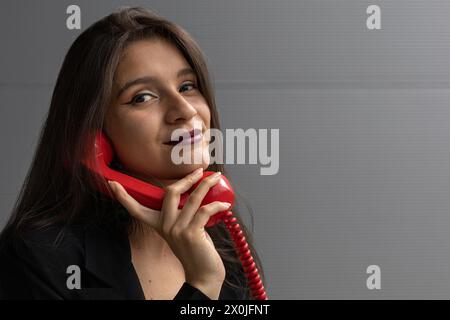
left=80, top=131, right=267, bottom=299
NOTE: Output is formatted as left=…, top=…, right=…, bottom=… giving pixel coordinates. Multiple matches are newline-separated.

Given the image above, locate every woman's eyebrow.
left=116, top=67, right=196, bottom=98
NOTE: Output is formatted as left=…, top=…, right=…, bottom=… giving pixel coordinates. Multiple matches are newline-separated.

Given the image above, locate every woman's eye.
left=180, top=82, right=197, bottom=92
left=129, top=93, right=155, bottom=105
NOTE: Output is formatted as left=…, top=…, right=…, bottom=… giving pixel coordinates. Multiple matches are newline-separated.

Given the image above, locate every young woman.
left=0, top=6, right=265, bottom=300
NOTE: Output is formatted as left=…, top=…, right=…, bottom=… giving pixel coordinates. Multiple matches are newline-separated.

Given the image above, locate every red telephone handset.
left=81, top=131, right=267, bottom=299
left=83, top=131, right=233, bottom=227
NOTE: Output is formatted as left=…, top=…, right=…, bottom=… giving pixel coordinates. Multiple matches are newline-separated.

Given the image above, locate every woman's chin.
left=175, top=164, right=208, bottom=176
left=153, top=164, right=206, bottom=181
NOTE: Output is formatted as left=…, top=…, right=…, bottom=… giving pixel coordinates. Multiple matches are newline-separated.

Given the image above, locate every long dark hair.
left=0, top=6, right=265, bottom=299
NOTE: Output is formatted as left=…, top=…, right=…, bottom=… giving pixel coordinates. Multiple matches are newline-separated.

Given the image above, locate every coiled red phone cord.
left=222, top=211, right=268, bottom=300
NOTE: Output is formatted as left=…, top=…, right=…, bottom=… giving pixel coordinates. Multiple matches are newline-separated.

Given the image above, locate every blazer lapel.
left=83, top=223, right=145, bottom=299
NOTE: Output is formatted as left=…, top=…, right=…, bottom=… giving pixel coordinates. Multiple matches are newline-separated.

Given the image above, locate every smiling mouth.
left=164, top=129, right=203, bottom=146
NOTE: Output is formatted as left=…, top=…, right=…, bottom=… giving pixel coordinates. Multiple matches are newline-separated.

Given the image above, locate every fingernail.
left=194, top=167, right=203, bottom=175
left=108, top=180, right=115, bottom=190
left=213, top=171, right=221, bottom=178
left=221, top=202, right=231, bottom=208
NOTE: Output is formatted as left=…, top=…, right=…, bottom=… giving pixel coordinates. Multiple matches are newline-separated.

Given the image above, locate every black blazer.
left=0, top=222, right=249, bottom=300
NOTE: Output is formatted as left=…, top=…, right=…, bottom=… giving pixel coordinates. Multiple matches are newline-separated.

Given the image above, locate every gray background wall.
left=1, top=0, right=450, bottom=299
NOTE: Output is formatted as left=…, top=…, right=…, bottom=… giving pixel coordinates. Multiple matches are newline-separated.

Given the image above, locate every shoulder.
left=0, top=224, right=87, bottom=299
left=220, top=281, right=252, bottom=300
left=4, top=224, right=85, bottom=261
left=0, top=222, right=135, bottom=299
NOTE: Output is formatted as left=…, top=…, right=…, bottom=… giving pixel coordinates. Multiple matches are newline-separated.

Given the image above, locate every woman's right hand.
left=107, top=167, right=231, bottom=299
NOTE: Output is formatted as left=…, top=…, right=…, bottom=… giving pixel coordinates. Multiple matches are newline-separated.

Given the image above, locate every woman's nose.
left=164, top=93, right=198, bottom=123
